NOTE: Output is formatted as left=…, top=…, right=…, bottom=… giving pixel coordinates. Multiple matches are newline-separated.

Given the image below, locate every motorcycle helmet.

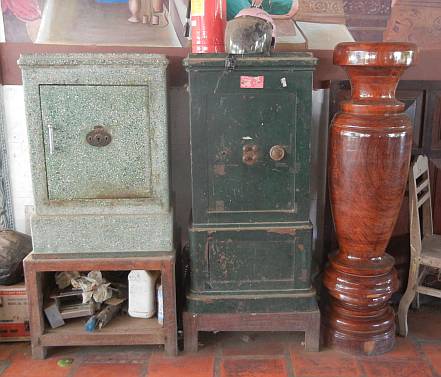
left=224, top=5, right=276, bottom=55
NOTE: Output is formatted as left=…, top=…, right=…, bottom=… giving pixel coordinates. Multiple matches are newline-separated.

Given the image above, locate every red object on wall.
left=191, top=0, right=227, bottom=53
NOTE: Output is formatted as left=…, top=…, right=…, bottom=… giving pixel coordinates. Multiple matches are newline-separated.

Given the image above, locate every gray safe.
left=19, top=54, right=173, bottom=256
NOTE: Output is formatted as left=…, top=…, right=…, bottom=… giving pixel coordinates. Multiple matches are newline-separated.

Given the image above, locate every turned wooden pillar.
left=323, top=42, right=417, bottom=356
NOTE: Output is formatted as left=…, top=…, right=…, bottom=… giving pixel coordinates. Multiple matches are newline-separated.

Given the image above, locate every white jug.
left=128, top=270, right=159, bottom=318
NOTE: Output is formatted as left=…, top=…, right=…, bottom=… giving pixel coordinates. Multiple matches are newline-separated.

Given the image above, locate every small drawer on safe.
left=189, top=227, right=312, bottom=292
left=40, top=84, right=152, bottom=201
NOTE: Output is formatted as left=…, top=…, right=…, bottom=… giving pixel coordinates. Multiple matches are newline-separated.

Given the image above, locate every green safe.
left=183, top=54, right=320, bottom=350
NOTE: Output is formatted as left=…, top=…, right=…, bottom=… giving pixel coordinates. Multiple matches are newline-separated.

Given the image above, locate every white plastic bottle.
left=128, top=270, right=159, bottom=318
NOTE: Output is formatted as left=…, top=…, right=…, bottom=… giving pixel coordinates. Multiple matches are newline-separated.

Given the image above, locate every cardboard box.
left=0, top=283, right=30, bottom=341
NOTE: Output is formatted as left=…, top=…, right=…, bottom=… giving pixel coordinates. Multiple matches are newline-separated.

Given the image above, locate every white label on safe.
left=281, top=77, right=287, bottom=87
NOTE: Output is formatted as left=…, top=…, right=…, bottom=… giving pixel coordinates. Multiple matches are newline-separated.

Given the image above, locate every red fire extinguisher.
left=190, top=0, right=227, bottom=53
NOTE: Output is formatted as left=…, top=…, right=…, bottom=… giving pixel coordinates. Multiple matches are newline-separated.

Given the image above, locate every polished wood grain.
left=323, top=42, right=417, bottom=355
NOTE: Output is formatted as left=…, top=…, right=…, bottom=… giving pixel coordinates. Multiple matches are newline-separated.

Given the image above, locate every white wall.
left=3, top=86, right=34, bottom=234
left=310, top=89, right=330, bottom=275
left=0, top=7, right=5, bottom=43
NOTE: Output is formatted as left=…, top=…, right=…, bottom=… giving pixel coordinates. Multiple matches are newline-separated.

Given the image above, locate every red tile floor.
left=0, top=301, right=440, bottom=377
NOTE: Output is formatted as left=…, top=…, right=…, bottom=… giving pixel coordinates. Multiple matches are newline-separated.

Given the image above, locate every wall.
left=3, top=85, right=33, bottom=233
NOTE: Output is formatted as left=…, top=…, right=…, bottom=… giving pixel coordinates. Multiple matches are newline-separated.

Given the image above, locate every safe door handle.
left=47, top=124, right=55, bottom=155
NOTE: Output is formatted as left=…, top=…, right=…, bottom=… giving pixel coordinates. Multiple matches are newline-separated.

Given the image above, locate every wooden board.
left=41, top=315, right=165, bottom=346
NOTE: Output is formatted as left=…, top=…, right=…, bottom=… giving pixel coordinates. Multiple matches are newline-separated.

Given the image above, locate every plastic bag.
left=0, top=230, right=32, bottom=285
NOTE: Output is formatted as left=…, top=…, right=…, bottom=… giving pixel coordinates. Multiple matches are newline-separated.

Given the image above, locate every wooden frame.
left=183, top=311, right=320, bottom=353
left=398, top=155, right=441, bottom=336
left=23, top=252, right=177, bottom=359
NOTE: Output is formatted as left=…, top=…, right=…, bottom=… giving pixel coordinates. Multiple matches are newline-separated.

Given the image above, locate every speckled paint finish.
left=19, top=53, right=173, bottom=255
left=40, top=84, right=152, bottom=200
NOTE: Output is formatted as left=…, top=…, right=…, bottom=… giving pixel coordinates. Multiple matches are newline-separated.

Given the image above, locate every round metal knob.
left=269, top=145, right=285, bottom=161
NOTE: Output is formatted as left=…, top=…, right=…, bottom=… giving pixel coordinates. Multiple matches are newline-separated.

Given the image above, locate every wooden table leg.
left=183, top=312, right=198, bottom=353
left=305, top=311, right=320, bottom=352
left=23, top=260, right=47, bottom=359
left=162, top=259, right=178, bottom=356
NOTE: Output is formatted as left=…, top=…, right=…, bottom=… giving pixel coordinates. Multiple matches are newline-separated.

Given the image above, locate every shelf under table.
left=23, top=252, right=177, bottom=358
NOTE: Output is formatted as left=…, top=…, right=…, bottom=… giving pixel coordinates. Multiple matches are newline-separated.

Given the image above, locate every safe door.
left=40, top=84, right=152, bottom=201
left=189, top=68, right=313, bottom=224
left=207, top=92, right=296, bottom=215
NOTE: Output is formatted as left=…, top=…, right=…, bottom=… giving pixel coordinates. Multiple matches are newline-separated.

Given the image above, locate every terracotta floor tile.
left=373, top=337, right=420, bottom=360
left=0, top=343, right=29, bottom=360
left=73, top=363, right=141, bottom=377
left=148, top=353, right=214, bottom=377
left=221, top=358, right=287, bottom=377
left=222, top=342, right=285, bottom=357
left=421, top=344, right=441, bottom=375
left=81, top=350, right=149, bottom=364
left=361, top=359, right=434, bottom=377
left=406, top=301, right=441, bottom=341
left=1, top=352, right=71, bottom=377
left=291, top=348, right=363, bottom=377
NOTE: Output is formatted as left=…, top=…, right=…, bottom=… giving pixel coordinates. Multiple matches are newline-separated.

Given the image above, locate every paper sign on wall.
left=240, top=76, right=265, bottom=89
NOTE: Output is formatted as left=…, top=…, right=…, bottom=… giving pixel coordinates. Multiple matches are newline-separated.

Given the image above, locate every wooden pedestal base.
left=323, top=298, right=396, bottom=355
left=183, top=311, right=321, bottom=353
left=323, top=253, right=398, bottom=355
left=23, top=252, right=178, bottom=359
left=324, top=311, right=395, bottom=356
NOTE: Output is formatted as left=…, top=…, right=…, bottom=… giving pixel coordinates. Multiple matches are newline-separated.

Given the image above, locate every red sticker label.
left=240, top=76, right=264, bottom=89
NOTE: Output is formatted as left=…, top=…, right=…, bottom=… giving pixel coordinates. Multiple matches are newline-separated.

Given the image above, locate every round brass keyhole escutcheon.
left=269, top=145, right=285, bottom=161
left=86, top=126, right=112, bottom=147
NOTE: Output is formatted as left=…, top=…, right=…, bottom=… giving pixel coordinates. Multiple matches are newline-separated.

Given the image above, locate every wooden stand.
left=323, top=42, right=417, bottom=355
left=183, top=311, right=320, bottom=352
left=23, top=253, right=177, bottom=359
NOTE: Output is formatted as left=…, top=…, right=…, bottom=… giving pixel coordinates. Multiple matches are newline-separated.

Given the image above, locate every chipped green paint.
left=188, top=226, right=313, bottom=292
left=185, top=53, right=316, bottom=225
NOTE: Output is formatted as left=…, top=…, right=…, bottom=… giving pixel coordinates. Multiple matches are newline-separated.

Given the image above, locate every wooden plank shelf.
left=41, top=315, right=165, bottom=346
